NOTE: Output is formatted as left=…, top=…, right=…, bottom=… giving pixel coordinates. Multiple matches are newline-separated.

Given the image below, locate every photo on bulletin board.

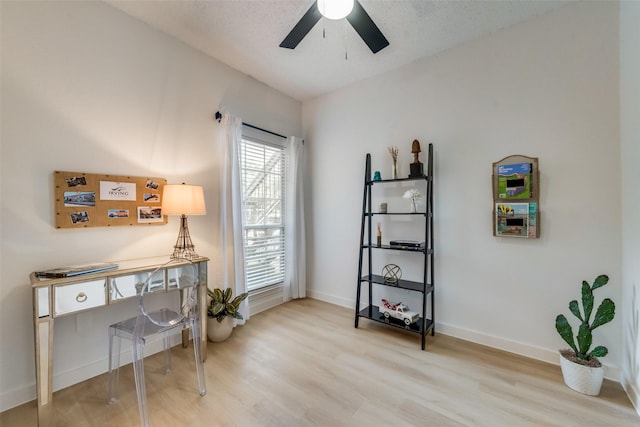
left=55, top=171, right=167, bottom=229
left=137, top=206, right=163, bottom=223
left=63, top=191, right=96, bottom=207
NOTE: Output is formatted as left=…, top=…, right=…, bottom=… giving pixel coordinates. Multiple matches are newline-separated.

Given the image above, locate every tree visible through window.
left=240, top=131, right=285, bottom=291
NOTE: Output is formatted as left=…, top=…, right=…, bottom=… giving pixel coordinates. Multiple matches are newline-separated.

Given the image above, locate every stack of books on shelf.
left=389, top=240, right=425, bottom=250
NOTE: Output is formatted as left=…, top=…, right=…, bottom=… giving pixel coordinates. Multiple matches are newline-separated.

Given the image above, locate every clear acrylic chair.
left=107, top=258, right=206, bottom=426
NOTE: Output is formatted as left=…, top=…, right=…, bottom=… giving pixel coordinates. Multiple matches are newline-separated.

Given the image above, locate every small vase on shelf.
left=388, top=146, right=399, bottom=180
left=403, top=189, right=422, bottom=214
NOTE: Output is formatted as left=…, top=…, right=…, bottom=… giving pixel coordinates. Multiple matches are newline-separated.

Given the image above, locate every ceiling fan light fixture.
left=280, top=0, right=388, bottom=54
left=317, top=0, right=354, bottom=20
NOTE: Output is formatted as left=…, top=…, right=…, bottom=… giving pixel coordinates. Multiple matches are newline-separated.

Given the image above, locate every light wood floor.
left=2, top=298, right=638, bottom=426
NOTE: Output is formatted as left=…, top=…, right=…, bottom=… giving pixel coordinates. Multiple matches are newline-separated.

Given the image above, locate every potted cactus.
left=206, top=287, right=248, bottom=342
left=555, top=274, right=615, bottom=395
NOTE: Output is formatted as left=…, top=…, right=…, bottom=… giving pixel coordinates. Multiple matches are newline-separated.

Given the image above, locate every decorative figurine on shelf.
left=373, top=171, right=382, bottom=181
left=376, top=222, right=382, bottom=247
left=409, top=139, right=424, bottom=178
left=403, top=189, right=422, bottom=213
left=381, top=264, right=402, bottom=284
left=388, top=146, right=399, bottom=179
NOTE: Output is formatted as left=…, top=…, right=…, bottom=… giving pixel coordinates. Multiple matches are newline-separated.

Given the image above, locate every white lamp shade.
left=161, top=184, right=206, bottom=216
left=317, top=0, right=354, bottom=20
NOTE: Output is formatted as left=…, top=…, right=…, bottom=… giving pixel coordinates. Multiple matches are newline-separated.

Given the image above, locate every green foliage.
left=207, top=287, right=248, bottom=323
left=554, top=274, right=615, bottom=361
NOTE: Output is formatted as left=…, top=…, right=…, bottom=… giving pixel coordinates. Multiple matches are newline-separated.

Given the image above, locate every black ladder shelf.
left=354, top=143, right=435, bottom=350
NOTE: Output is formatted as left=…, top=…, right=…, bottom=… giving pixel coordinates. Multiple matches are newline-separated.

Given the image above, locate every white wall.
left=0, top=1, right=300, bottom=410
left=303, top=1, right=623, bottom=376
left=3, top=0, right=636, bottom=415
left=620, top=0, right=640, bottom=413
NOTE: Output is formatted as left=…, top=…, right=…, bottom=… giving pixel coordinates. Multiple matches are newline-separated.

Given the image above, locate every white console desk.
left=30, top=256, right=209, bottom=427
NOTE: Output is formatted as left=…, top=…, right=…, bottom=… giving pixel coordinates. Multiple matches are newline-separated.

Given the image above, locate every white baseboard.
left=0, top=385, right=36, bottom=414
left=622, top=376, right=640, bottom=416
left=308, top=291, right=622, bottom=381
left=306, top=289, right=353, bottom=309
left=248, top=285, right=284, bottom=316
left=437, top=321, right=621, bottom=381
left=0, top=335, right=179, bottom=412
left=1, top=289, right=286, bottom=411
left=2, top=295, right=630, bottom=413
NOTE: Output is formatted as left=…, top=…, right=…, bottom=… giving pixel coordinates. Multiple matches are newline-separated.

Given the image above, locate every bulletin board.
left=54, top=171, right=167, bottom=229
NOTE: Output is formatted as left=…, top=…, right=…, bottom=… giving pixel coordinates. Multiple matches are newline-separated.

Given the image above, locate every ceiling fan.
left=279, top=0, right=389, bottom=54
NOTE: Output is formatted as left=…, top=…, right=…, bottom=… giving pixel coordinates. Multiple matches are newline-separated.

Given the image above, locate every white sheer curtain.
left=215, top=113, right=249, bottom=324
left=284, top=136, right=306, bottom=301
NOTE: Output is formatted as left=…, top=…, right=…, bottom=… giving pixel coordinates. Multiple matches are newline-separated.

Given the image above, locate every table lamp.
left=161, top=183, right=206, bottom=259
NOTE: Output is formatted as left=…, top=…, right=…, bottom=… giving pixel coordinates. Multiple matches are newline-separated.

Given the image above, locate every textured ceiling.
left=104, top=0, right=571, bottom=101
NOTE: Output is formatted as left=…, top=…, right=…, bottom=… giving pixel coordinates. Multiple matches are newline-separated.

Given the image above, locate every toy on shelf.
left=380, top=298, right=419, bottom=325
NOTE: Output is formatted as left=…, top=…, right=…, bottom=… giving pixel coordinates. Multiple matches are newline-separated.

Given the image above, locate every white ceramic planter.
left=207, top=316, right=234, bottom=342
left=559, top=352, right=604, bottom=396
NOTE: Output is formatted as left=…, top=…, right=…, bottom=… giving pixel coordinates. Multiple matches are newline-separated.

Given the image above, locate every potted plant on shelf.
left=555, top=274, right=615, bottom=396
left=207, top=287, right=248, bottom=342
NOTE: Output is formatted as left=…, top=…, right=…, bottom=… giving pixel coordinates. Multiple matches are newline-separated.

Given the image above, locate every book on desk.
left=34, top=262, right=119, bottom=278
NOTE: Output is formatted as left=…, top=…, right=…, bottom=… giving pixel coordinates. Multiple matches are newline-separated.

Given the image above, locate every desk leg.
left=199, top=281, right=207, bottom=362
left=198, top=261, right=207, bottom=362
left=34, top=315, right=54, bottom=427
left=178, top=261, right=208, bottom=361
left=179, top=285, right=207, bottom=362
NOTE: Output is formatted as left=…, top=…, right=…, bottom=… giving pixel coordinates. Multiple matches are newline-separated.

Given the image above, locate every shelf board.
left=369, top=212, right=434, bottom=218
left=361, top=274, right=433, bottom=293
left=370, top=212, right=427, bottom=216
left=367, top=175, right=431, bottom=184
left=357, top=306, right=434, bottom=335
left=362, top=244, right=433, bottom=255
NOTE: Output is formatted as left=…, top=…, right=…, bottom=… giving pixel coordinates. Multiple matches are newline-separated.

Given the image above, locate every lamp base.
left=409, top=162, right=424, bottom=178
left=170, top=214, right=200, bottom=260
left=170, top=247, right=199, bottom=260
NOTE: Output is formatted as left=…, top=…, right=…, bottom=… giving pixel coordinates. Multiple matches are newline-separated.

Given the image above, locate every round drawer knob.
left=76, top=292, right=88, bottom=303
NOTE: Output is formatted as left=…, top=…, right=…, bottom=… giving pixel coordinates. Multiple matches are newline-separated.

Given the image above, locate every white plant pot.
left=207, top=316, right=234, bottom=342
left=559, top=352, right=604, bottom=396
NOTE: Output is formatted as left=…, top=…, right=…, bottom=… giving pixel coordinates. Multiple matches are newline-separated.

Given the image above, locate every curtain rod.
left=215, top=111, right=287, bottom=140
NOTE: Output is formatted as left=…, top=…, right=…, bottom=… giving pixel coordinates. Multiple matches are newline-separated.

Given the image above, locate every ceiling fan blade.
left=347, top=0, right=389, bottom=54
left=279, top=2, right=322, bottom=49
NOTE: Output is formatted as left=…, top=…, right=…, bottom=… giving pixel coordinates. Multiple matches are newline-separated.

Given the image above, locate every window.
left=240, top=127, right=286, bottom=292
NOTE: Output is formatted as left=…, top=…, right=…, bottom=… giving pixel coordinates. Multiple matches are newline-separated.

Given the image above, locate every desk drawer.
left=109, top=270, right=165, bottom=302
left=54, top=279, right=106, bottom=316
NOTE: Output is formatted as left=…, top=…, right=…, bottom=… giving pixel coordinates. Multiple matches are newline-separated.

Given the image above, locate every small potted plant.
left=207, top=287, right=248, bottom=342
left=555, top=274, right=615, bottom=395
